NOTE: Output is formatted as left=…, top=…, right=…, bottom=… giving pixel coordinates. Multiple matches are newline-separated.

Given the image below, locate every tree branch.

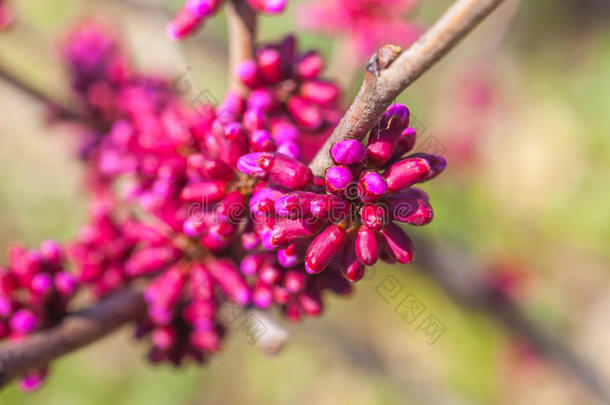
left=309, top=0, right=506, bottom=176
left=412, top=236, right=610, bottom=404
left=226, top=0, right=257, bottom=94
left=0, top=289, right=145, bottom=389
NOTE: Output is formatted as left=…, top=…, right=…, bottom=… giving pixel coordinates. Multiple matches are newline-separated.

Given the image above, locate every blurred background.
left=1, top=0, right=610, bottom=404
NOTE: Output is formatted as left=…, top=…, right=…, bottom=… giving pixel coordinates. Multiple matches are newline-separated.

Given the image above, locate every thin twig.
left=0, top=289, right=145, bottom=389
left=0, top=64, right=87, bottom=124
left=226, top=0, right=257, bottom=94
left=412, top=236, right=610, bottom=404
left=309, top=0, right=506, bottom=176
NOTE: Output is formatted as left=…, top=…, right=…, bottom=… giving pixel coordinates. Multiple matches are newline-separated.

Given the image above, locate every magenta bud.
left=253, top=281, right=274, bottom=308
left=284, top=270, right=306, bottom=293
left=300, top=290, right=323, bottom=316
left=167, top=8, right=202, bottom=40
left=331, top=140, right=366, bottom=165
left=296, top=51, right=323, bottom=79
left=218, top=91, right=247, bottom=120
left=275, top=191, right=318, bottom=218
left=325, top=165, right=354, bottom=195
left=271, top=218, right=325, bottom=246
left=0, top=296, right=13, bottom=317
left=247, top=0, right=287, bottom=14
left=240, top=253, right=268, bottom=275
left=305, top=224, right=346, bottom=274
left=378, top=223, right=414, bottom=264
left=206, top=258, right=251, bottom=305
left=248, top=88, right=277, bottom=112
left=361, top=203, right=388, bottom=232
left=125, top=246, right=180, bottom=276
left=39, top=240, right=63, bottom=264
left=187, top=154, right=233, bottom=182
left=55, top=271, right=78, bottom=298
left=180, top=180, right=227, bottom=203
left=257, top=47, right=284, bottom=83
left=277, top=141, right=301, bottom=160
left=259, top=264, right=283, bottom=285
left=341, top=237, right=365, bottom=282
left=216, top=191, right=246, bottom=223
left=287, top=96, right=323, bottom=130
left=270, top=118, right=299, bottom=143
left=241, top=232, right=260, bottom=250
left=357, top=171, right=388, bottom=202
left=300, top=79, right=339, bottom=105
left=393, top=127, right=417, bottom=158
left=31, top=273, right=53, bottom=296
left=355, top=225, right=379, bottom=266
left=379, top=103, right=410, bottom=132
left=236, top=59, right=260, bottom=88
left=19, top=368, right=47, bottom=392
left=386, top=194, right=433, bottom=226
left=250, top=129, right=277, bottom=152
left=310, top=194, right=350, bottom=222
left=152, top=326, right=177, bottom=350
left=186, top=0, right=221, bottom=17
left=407, top=153, right=447, bottom=180
left=190, top=330, right=221, bottom=352
left=367, top=105, right=411, bottom=167
left=243, top=108, right=267, bottom=132
left=237, top=152, right=313, bottom=190
left=383, top=157, right=431, bottom=192
left=277, top=245, right=300, bottom=268
left=10, top=309, right=38, bottom=335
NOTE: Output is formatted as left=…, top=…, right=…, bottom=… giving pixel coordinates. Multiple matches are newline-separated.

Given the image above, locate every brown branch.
left=309, top=0, right=506, bottom=176
left=0, top=64, right=88, bottom=124
left=226, top=0, right=257, bottom=94
left=0, top=289, right=145, bottom=389
left=412, top=236, right=610, bottom=404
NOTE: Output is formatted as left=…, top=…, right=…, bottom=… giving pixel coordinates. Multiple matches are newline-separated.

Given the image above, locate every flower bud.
left=275, top=191, right=318, bottom=218
left=340, top=236, right=365, bottom=282
left=360, top=203, right=388, bottom=232
left=377, top=223, right=414, bottom=264
left=180, top=181, right=226, bottom=203
left=205, top=258, right=251, bottom=305
left=325, top=165, right=354, bottom=195
left=305, top=224, right=346, bottom=274
left=295, top=51, right=324, bottom=80
left=386, top=194, right=433, bottom=226
left=300, top=79, right=339, bottom=105
left=271, top=217, right=325, bottom=246
left=357, top=171, right=387, bottom=203
left=250, top=129, right=277, bottom=152
left=236, top=59, right=260, bottom=88
left=253, top=281, right=274, bottom=308
left=125, top=246, right=180, bottom=276
left=284, top=270, right=306, bottom=293
left=310, top=194, right=350, bottom=222
left=277, top=141, right=301, bottom=160
left=355, top=225, right=379, bottom=266
left=238, top=152, right=313, bottom=190
left=287, top=96, right=323, bottom=130
left=407, top=152, right=447, bottom=181
left=216, top=191, right=246, bottom=223
left=258, top=47, right=284, bottom=83
left=331, top=140, right=366, bottom=165
left=167, top=8, right=202, bottom=40
left=187, top=154, right=233, bottom=182
left=247, top=0, right=287, bottom=14
left=383, top=157, right=431, bottom=192
left=186, top=0, right=221, bottom=18
left=10, top=309, right=38, bottom=335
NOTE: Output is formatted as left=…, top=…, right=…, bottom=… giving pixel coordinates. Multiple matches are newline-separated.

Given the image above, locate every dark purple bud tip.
left=331, top=140, right=366, bottom=165
left=380, top=103, right=410, bottom=131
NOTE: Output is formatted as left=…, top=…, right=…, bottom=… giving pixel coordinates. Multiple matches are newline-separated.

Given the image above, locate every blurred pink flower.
left=0, top=0, right=15, bottom=30
left=298, top=0, right=423, bottom=60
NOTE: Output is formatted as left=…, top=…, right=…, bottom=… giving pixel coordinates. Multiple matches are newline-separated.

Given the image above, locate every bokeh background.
left=1, top=0, right=610, bottom=404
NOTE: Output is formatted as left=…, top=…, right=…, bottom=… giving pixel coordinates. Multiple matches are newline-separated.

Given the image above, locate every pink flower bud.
left=258, top=47, right=284, bottom=83
left=325, top=165, right=354, bottom=195
left=300, top=79, right=339, bottom=105
left=125, top=246, right=180, bottom=276
left=250, top=129, right=277, bottom=152
left=236, top=59, right=260, bottom=88
left=248, top=88, right=277, bottom=112
left=310, top=194, right=350, bottom=222
left=407, top=153, right=447, bottom=181
left=186, top=0, right=221, bottom=18
left=180, top=181, right=226, bottom=203
left=355, top=225, right=379, bottom=266
left=190, top=330, right=221, bottom=352
left=240, top=253, right=269, bottom=275
left=386, top=194, right=433, bottom=226
left=205, top=258, right=251, bottom=305
left=296, top=51, right=323, bottom=80
left=187, top=154, right=233, bottom=182
left=10, top=309, right=38, bottom=335
left=243, top=108, right=267, bottom=132
left=377, top=223, right=414, bottom=264
left=270, top=118, right=299, bottom=143
left=152, top=326, right=177, bottom=350
left=167, top=8, right=202, bottom=40
left=393, top=127, right=417, bottom=158
left=284, top=270, right=306, bottom=293
left=305, top=224, right=346, bottom=274
left=19, top=368, right=47, bottom=393
left=275, top=191, right=319, bottom=218
left=277, top=244, right=300, bottom=268
left=31, top=273, right=53, bottom=297
left=271, top=217, right=325, bottom=246
left=39, top=240, right=63, bottom=265
left=341, top=236, right=365, bottom=282
left=253, top=281, right=274, bottom=308
left=237, top=152, right=313, bottom=190
left=331, top=140, right=366, bottom=165
left=277, top=141, right=301, bottom=160
left=287, top=96, right=323, bottom=130
left=300, top=289, right=323, bottom=316
left=383, top=157, right=431, bottom=192
left=361, top=203, right=388, bottom=232
left=357, top=171, right=387, bottom=202
left=216, top=191, right=246, bottom=223
left=247, top=0, right=287, bottom=14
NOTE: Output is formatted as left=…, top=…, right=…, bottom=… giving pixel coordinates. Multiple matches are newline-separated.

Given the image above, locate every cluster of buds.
left=240, top=252, right=352, bottom=321
left=299, top=0, right=422, bottom=60
left=168, top=0, right=288, bottom=40
left=136, top=257, right=250, bottom=365
left=236, top=35, right=341, bottom=153
left=238, top=103, right=445, bottom=283
left=0, top=241, right=78, bottom=391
